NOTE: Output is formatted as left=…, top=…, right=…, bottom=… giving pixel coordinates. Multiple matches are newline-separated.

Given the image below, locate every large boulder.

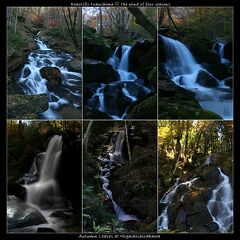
left=83, top=62, right=119, bottom=84
left=67, top=58, right=82, bottom=72
left=8, top=57, right=24, bottom=73
left=8, top=94, right=49, bottom=119
left=83, top=38, right=112, bottom=61
left=196, top=70, right=219, bottom=88
left=224, top=42, right=232, bottom=62
left=202, top=63, right=230, bottom=80
left=7, top=196, right=47, bottom=230
left=8, top=182, right=26, bottom=200
left=40, top=67, right=62, bottom=85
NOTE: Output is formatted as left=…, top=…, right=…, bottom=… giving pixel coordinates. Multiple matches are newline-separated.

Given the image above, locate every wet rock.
left=8, top=94, right=49, bottom=119
left=202, top=63, right=230, bottom=80
left=67, top=58, right=82, bottom=72
left=8, top=182, right=26, bottom=200
left=196, top=70, right=219, bottom=88
left=224, top=77, right=233, bottom=89
left=40, top=67, right=62, bottom=85
left=83, top=106, right=111, bottom=119
left=8, top=57, right=24, bottom=73
left=37, top=227, right=56, bottom=233
left=206, top=221, right=219, bottom=232
left=50, top=211, right=69, bottom=219
left=84, top=62, right=119, bottom=84
left=224, top=42, right=232, bottom=62
left=186, top=208, right=212, bottom=229
left=147, top=67, right=157, bottom=90
left=7, top=196, right=47, bottom=230
left=175, top=208, right=187, bottom=231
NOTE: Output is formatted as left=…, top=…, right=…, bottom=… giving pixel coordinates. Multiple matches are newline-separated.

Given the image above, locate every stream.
left=18, top=37, right=82, bottom=119
left=98, top=131, right=139, bottom=221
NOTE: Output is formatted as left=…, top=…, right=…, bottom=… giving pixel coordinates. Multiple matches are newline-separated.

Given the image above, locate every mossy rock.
left=127, top=94, right=157, bottom=119
left=147, top=67, right=157, bottom=90
left=158, top=101, right=222, bottom=119
left=8, top=94, right=49, bottom=119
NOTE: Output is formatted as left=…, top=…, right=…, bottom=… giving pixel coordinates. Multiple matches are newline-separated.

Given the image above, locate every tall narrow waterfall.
left=160, top=35, right=232, bottom=120
left=207, top=168, right=233, bottom=232
left=99, top=131, right=139, bottom=222
left=25, top=135, right=63, bottom=209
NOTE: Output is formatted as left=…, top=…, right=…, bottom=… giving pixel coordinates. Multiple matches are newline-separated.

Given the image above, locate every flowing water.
left=25, top=135, right=63, bottom=209
left=18, top=37, right=82, bottom=119
left=160, top=35, right=232, bottom=120
left=207, top=168, right=233, bottom=232
left=86, top=45, right=152, bottom=119
left=212, top=42, right=231, bottom=65
left=158, top=155, right=233, bottom=232
left=99, top=131, right=139, bottom=222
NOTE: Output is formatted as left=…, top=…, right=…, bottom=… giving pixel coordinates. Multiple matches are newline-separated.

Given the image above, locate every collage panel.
left=158, top=120, right=233, bottom=233
left=7, top=7, right=82, bottom=120
left=83, top=121, right=157, bottom=233
left=158, top=7, right=233, bottom=120
left=7, top=120, right=82, bottom=233
left=83, top=7, right=157, bottom=120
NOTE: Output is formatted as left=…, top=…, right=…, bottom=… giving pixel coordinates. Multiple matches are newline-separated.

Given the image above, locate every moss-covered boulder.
left=127, top=94, right=157, bottom=119
left=8, top=94, right=49, bottom=119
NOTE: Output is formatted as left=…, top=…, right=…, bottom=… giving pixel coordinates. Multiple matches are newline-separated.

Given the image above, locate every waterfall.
left=87, top=44, right=152, bottom=119
left=25, top=135, right=63, bottom=209
left=158, top=177, right=198, bottom=230
left=207, top=168, right=233, bottom=232
left=160, top=35, right=232, bottom=120
left=18, top=37, right=82, bottom=119
left=99, top=131, right=139, bottom=222
left=213, top=42, right=231, bottom=65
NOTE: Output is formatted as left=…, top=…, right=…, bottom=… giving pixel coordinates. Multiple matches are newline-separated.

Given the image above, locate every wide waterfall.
left=99, top=131, right=139, bottom=222
left=25, top=135, right=63, bottom=209
left=18, top=37, right=82, bottom=119
left=87, top=45, right=151, bottom=119
left=160, top=35, right=232, bottom=120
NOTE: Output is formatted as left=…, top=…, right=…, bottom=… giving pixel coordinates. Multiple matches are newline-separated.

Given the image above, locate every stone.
left=8, top=57, right=24, bottom=73
left=7, top=196, right=47, bottom=230
left=50, top=211, right=69, bottom=219
left=206, top=221, right=219, bottom=232
left=67, top=58, right=82, bottom=72
left=8, top=94, right=49, bottom=119
left=224, top=42, right=232, bottom=62
left=84, top=62, right=119, bottom=84
left=224, top=77, right=233, bottom=89
left=196, top=70, right=219, bottom=88
left=186, top=208, right=212, bottom=228
left=8, top=182, right=26, bottom=201
left=202, top=63, right=230, bottom=80
left=40, top=67, right=62, bottom=85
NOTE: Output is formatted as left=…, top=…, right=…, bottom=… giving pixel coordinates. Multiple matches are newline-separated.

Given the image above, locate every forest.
left=158, top=120, right=233, bottom=233
left=83, top=121, right=157, bottom=233
left=83, top=7, right=157, bottom=119
left=158, top=7, right=233, bottom=120
left=7, top=120, right=82, bottom=233
left=7, top=7, right=82, bottom=119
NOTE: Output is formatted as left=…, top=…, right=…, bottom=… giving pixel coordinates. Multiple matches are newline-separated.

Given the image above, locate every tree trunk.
left=125, top=121, right=132, bottom=162
left=127, top=7, right=156, bottom=40
left=167, top=7, right=179, bottom=34
left=83, top=121, right=93, bottom=152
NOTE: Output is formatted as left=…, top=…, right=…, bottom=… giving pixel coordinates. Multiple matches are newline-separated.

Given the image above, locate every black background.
left=1, top=0, right=239, bottom=239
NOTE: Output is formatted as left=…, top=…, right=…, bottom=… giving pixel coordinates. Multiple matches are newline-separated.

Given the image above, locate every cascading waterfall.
left=158, top=177, right=198, bottom=230
left=87, top=45, right=151, bottom=119
left=99, top=131, right=139, bottom=222
left=158, top=155, right=233, bottom=233
left=18, top=37, right=82, bottom=119
left=161, top=35, right=232, bottom=120
left=212, top=42, right=231, bottom=65
left=24, top=135, right=63, bottom=209
left=207, top=168, right=233, bottom=232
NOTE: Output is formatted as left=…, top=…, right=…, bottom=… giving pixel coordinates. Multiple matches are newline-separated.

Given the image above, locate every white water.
left=158, top=177, right=198, bottom=230
left=87, top=45, right=152, bottom=119
left=207, top=168, right=233, bottom=232
left=25, top=135, right=63, bottom=209
left=18, top=38, right=82, bottom=119
left=99, top=131, right=139, bottom=222
left=161, top=35, right=232, bottom=120
left=213, top=42, right=231, bottom=65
